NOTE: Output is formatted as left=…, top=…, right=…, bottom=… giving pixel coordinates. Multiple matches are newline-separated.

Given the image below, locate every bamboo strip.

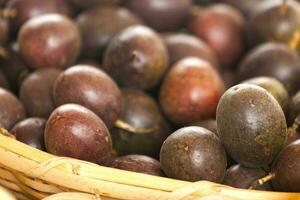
left=0, top=179, right=22, bottom=193
left=0, top=131, right=300, bottom=200
left=0, top=185, right=16, bottom=200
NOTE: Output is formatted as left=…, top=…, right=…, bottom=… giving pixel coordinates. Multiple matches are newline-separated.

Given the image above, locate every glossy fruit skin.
left=0, top=71, right=9, bottom=89
left=0, top=47, right=30, bottom=93
left=111, top=154, right=163, bottom=176
left=159, top=57, right=224, bottom=125
left=18, top=14, right=81, bottom=70
left=103, top=25, right=168, bottom=90
left=223, top=164, right=272, bottom=190
left=237, top=43, right=300, bottom=95
left=188, top=4, right=244, bottom=69
left=217, top=84, right=287, bottom=168
left=111, top=89, right=170, bottom=158
left=271, top=140, right=300, bottom=192
left=160, top=126, right=227, bottom=182
left=163, top=33, right=219, bottom=68
left=53, top=65, right=122, bottom=128
left=242, top=76, right=289, bottom=112
left=125, top=0, right=192, bottom=32
left=288, top=91, right=300, bottom=125
left=248, top=0, right=300, bottom=45
left=76, top=6, right=141, bottom=60
left=11, top=117, right=46, bottom=150
left=6, top=0, right=72, bottom=33
left=0, top=87, right=26, bottom=130
left=45, top=104, right=112, bottom=165
left=20, top=68, right=62, bottom=118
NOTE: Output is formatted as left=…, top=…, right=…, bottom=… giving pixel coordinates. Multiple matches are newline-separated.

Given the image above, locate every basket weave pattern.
left=0, top=128, right=300, bottom=200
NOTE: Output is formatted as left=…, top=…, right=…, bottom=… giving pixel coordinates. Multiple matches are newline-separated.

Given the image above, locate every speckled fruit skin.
left=45, top=104, right=112, bottom=165
left=217, top=84, right=287, bottom=168
left=111, top=154, right=163, bottom=176
left=111, top=89, right=170, bottom=158
left=103, top=25, right=168, bottom=90
left=223, top=164, right=272, bottom=190
left=163, top=33, right=219, bottom=69
left=237, top=43, right=300, bottom=95
left=18, top=14, right=81, bottom=70
left=271, top=140, right=300, bottom=192
left=242, top=76, right=289, bottom=112
left=188, top=5, right=244, bottom=69
left=248, top=0, right=300, bottom=46
left=53, top=65, right=122, bottom=128
left=160, top=126, right=227, bottom=182
left=11, top=117, right=46, bottom=151
left=76, top=6, right=141, bottom=60
left=191, top=119, right=218, bottom=136
left=20, top=68, right=62, bottom=118
left=159, top=57, right=224, bottom=125
left=0, top=87, right=26, bottom=130
left=124, top=0, right=192, bottom=32
left=6, top=0, right=72, bottom=33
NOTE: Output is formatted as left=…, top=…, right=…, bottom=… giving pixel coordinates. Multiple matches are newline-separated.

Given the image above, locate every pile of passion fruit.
left=1, top=0, right=300, bottom=193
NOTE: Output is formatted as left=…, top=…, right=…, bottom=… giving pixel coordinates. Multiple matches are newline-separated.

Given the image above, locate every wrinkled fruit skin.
left=45, top=104, right=112, bottom=165
left=18, top=14, right=81, bottom=70
left=238, top=42, right=300, bottom=95
left=111, top=154, right=164, bottom=176
left=111, top=89, right=170, bottom=158
left=217, top=84, right=287, bottom=168
left=272, top=140, right=300, bottom=192
left=0, top=87, right=26, bottom=130
left=11, top=117, right=46, bottom=150
left=188, top=5, right=244, bottom=69
left=53, top=65, right=122, bottom=128
left=159, top=57, right=224, bottom=125
left=125, top=0, right=192, bottom=32
left=223, top=164, right=272, bottom=190
left=160, top=126, right=227, bottom=182
left=163, top=33, right=219, bottom=68
left=6, top=0, right=72, bottom=32
left=76, top=6, right=141, bottom=60
left=103, top=25, right=168, bottom=90
left=248, top=0, right=300, bottom=45
left=20, top=68, right=62, bottom=118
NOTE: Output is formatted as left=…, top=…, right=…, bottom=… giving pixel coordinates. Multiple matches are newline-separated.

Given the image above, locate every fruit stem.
left=248, top=173, right=275, bottom=190
left=0, top=8, right=16, bottom=18
left=114, top=119, right=157, bottom=134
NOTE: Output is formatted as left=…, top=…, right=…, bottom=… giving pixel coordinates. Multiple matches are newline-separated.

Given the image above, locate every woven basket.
left=0, top=128, right=300, bottom=200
